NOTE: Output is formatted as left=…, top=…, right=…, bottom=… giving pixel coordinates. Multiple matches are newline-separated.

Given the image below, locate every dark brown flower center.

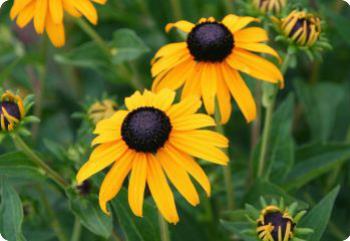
left=0, top=101, right=21, bottom=130
left=121, top=107, right=172, bottom=153
left=258, top=211, right=295, bottom=241
left=187, top=22, right=234, bottom=62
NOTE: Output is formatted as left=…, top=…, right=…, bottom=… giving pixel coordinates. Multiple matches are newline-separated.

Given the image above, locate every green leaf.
left=283, top=143, right=350, bottom=190
left=0, top=152, right=46, bottom=182
left=110, top=29, right=150, bottom=64
left=66, top=188, right=113, bottom=239
left=294, top=80, right=345, bottom=142
left=0, top=177, right=27, bottom=241
left=112, top=189, right=160, bottom=241
left=299, top=186, right=340, bottom=241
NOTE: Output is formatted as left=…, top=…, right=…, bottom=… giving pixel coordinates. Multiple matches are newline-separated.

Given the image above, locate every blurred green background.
left=0, top=0, right=350, bottom=241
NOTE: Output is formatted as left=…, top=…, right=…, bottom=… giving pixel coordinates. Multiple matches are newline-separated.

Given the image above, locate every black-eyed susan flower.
left=151, top=15, right=283, bottom=124
left=88, top=99, right=118, bottom=124
left=10, top=0, right=107, bottom=47
left=253, top=0, right=286, bottom=14
left=243, top=198, right=312, bottom=241
left=281, top=10, right=321, bottom=47
left=0, top=91, right=25, bottom=131
left=76, top=89, right=229, bottom=223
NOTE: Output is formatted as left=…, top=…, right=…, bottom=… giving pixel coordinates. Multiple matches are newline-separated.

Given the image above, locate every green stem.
left=257, top=51, right=293, bottom=178
left=222, top=0, right=234, bottom=13
left=158, top=212, right=171, bottom=241
left=11, top=134, right=69, bottom=189
left=70, top=218, right=82, bottom=241
left=169, top=0, right=182, bottom=20
left=214, top=105, right=235, bottom=210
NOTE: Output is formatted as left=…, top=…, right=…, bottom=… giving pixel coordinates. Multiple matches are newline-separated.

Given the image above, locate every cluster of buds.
left=88, top=99, right=118, bottom=124
left=253, top=0, right=287, bottom=15
left=281, top=10, right=321, bottom=47
left=0, top=91, right=25, bottom=131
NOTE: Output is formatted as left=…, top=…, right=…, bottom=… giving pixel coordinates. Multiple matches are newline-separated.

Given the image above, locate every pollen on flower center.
left=187, top=22, right=234, bottom=62
left=259, top=211, right=295, bottom=241
left=121, top=107, right=172, bottom=153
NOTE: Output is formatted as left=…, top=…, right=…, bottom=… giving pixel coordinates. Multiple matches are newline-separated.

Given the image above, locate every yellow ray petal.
left=151, top=49, right=190, bottom=77
left=125, top=91, right=144, bottom=111
left=222, top=14, right=259, bottom=33
left=10, top=0, right=32, bottom=19
left=16, top=1, right=35, bottom=28
left=181, top=63, right=202, bottom=99
left=166, top=96, right=202, bottom=119
left=91, top=130, right=121, bottom=146
left=76, top=141, right=128, bottom=184
left=63, top=0, right=82, bottom=17
left=235, top=27, right=268, bottom=43
left=46, top=15, right=65, bottom=48
left=226, top=50, right=283, bottom=85
left=165, top=144, right=211, bottom=196
left=236, top=43, right=281, bottom=62
left=169, top=133, right=229, bottom=165
left=94, top=110, right=128, bottom=134
left=49, top=0, right=63, bottom=24
left=221, top=64, right=257, bottom=122
left=151, top=89, right=176, bottom=111
left=158, top=149, right=200, bottom=206
left=99, top=150, right=135, bottom=214
left=34, top=0, right=48, bottom=34
left=165, top=20, right=195, bottom=33
left=200, top=63, right=217, bottom=115
left=172, top=130, right=228, bottom=147
left=147, top=154, right=179, bottom=224
left=128, top=153, right=147, bottom=217
left=216, top=66, right=232, bottom=124
left=153, top=42, right=187, bottom=61
left=171, top=114, right=216, bottom=131
left=71, top=0, right=98, bottom=24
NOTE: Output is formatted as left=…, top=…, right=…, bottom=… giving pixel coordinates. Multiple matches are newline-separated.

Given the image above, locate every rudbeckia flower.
left=281, top=10, right=321, bottom=47
left=151, top=15, right=284, bottom=124
left=0, top=91, right=25, bottom=132
left=76, top=89, right=229, bottom=223
left=10, top=0, right=107, bottom=47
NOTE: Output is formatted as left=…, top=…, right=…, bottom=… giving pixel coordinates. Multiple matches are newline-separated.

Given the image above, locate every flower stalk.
left=11, top=134, right=69, bottom=189
left=158, top=212, right=171, bottom=241
left=257, top=48, right=293, bottom=178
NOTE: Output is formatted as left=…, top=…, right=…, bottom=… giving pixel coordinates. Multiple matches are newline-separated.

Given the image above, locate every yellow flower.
left=76, top=89, right=229, bottom=223
left=88, top=99, right=118, bottom=124
left=253, top=0, right=286, bottom=14
left=257, top=205, right=295, bottom=241
left=281, top=10, right=321, bottom=46
left=0, top=91, right=25, bottom=131
left=10, top=0, right=107, bottom=47
left=151, top=15, right=283, bottom=124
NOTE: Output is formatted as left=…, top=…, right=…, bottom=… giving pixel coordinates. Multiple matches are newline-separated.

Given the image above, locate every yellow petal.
left=10, top=0, right=32, bottom=20
left=172, top=130, right=229, bottom=147
left=222, top=14, right=259, bottom=33
left=71, top=0, right=98, bottom=24
left=99, top=150, right=135, bottom=214
left=171, top=114, right=216, bottom=131
left=221, top=64, right=257, bottom=122
left=34, top=0, right=48, bottom=34
left=216, top=67, right=232, bottom=124
left=170, top=132, right=229, bottom=165
left=94, top=110, right=128, bottom=134
left=49, top=0, right=63, bottom=24
left=165, top=144, right=211, bottom=196
left=200, top=63, right=217, bottom=115
left=76, top=141, right=128, bottom=184
left=46, top=14, right=65, bottom=47
left=147, top=154, right=179, bottom=224
left=158, top=149, right=200, bottom=206
left=125, top=91, right=143, bottom=111
left=128, top=153, right=147, bottom=217
left=235, top=27, right=268, bottom=43
left=151, top=49, right=190, bottom=77
left=151, top=89, right=176, bottom=111
left=236, top=43, right=281, bottom=62
left=153, top=42, right=187, bottom=60
left=165, top=20, right=195, bottom=33
left=181, top=63, right=202, bottom=99
left=166, top=96, right=201, bottom=119
left=15, top=1, right=35, bottom=28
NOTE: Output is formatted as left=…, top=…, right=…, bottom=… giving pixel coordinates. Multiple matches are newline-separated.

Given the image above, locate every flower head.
left=76, top=89, right=229, bottom=223
left=10, top=0, right=107, bottom=47
left=152, top=15, right=283, bottom=124
left=253, top=0, right=287, bottom=14
left=88, top=99, right=118, bottom=124
left=281, top=10, right=321, bottom=47
left=0, top=91, right=25, bottom=131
